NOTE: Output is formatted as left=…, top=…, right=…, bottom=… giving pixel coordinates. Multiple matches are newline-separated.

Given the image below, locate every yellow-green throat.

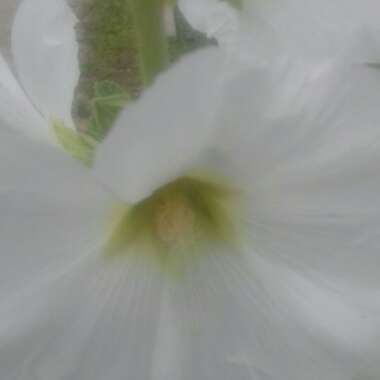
left=104, top=176, right=242, bottom=275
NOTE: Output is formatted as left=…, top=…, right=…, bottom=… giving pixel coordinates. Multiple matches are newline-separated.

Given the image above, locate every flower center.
left=104, top=176, right=241, bottom=270
left=155, top=194, right=195, bottom=246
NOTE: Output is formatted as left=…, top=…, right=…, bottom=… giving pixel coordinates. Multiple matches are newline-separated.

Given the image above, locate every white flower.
left=178, top=0, right=380, bottom=64
left=2, top=1, right=380, bottom=380
left=2, top=0, right=79, bottom=143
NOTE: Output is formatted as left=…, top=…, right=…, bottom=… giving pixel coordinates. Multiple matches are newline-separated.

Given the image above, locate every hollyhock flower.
left=3, top=33, right=380, bottom=380
left=2, top=1, right=380, bottom=380
left=178, top=0, right=380, bottom=63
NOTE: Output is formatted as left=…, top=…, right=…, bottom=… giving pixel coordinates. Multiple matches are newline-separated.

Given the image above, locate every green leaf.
left=94, top=80, right=129, bottom=98
left=71, top=0, right=169, bottom=101
left=129, top=0, right=170, bottom=85
left=87, top=80, right=130, bottom=141
left=52, top=120, right=96, bottom=167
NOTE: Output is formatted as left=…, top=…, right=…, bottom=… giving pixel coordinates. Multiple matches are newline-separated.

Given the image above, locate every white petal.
left=226, top=63, right=380, bottom=286
left=0, top=125, right=113, bottom=299
left=180, top=0, right=380, bottom=63
left=241, top=0, right=380, bottom=62
left=212, top=61, right=330, bottom=188
left=178, top=0, right=240, bottom=48
left=12, top=0, right=79, bottom=128
left=0, top=53, right=51, bottom=143
left=255, top=257, right=380, bottom=355
left=169, top=249, right=367, bottom=380
left=94, top=48, right=225, bottom=204
left=0, top=255, right=166, bottom=380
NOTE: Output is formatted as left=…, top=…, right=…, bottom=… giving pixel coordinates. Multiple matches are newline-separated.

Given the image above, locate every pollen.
left=155, top=194, right=195, bottom=246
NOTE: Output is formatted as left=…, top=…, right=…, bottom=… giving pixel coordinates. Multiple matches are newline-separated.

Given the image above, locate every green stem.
left=129, top=0, right=170, bottom=85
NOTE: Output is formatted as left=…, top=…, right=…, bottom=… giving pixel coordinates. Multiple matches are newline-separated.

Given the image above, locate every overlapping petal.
left=179, top=0, right=240, bottom=51
left=0, top=54, right=49, bottom=142
left=0, top=124, right=113, bottom=300
left=216, top=61, right=380, bottom=286
left=94, top=48, right=226, bottom=204
left=179, top=0, right=380, bottom=63
left=0, top=254, right=166, bottom=380
left=12, top=0, right=79, bottom=128
left=168, top=248, right=379, bottom=380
